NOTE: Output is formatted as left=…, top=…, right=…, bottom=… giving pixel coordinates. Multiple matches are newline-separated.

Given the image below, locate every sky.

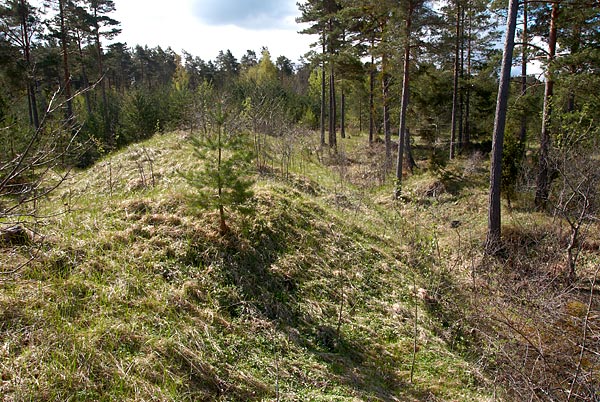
left=111, top=0, right=315, bottom=63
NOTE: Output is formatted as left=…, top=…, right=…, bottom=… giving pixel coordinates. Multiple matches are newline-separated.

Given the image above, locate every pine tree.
left=182, top=99, right=254, bottom=235
left=82, top=0, right=120, bottom=144
left=486, top=0, right=519, bottom=254
left=0, top=0, right=40, bottom=128
left=45, top=0, right=80, bottom=121
left=394, top=0, right=430, bottom=198
left=298, top=0, right=342, bottom=148
left=534, top=1, right=558, bottom=210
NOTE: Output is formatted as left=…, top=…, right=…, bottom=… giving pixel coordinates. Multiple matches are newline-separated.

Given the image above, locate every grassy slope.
left=1, top=130, right=501, bottom=401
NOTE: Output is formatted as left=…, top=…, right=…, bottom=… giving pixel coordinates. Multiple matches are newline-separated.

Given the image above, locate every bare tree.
left=551, top=109, right=599, bottom=280
left=1, top=91, right=82, bottom=268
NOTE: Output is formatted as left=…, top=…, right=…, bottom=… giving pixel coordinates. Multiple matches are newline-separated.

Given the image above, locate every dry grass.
left=0, top=130, right=497, bottom=401
left=3, top=128, right=598, bottom=400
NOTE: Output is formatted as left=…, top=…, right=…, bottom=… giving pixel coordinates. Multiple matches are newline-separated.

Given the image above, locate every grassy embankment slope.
left=4, top=127, right=583, bottom=401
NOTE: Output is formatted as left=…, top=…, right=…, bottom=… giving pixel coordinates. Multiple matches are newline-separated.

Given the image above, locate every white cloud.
left=111, top=0, right=314, bottom=62
left=192, top=0, right=296, bottom=29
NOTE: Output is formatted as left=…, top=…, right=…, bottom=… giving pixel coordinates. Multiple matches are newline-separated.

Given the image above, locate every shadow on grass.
left=178, top=194, right=440, bottom=400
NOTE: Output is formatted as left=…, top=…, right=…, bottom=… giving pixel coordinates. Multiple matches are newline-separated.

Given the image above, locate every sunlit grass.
left=0, top=129, right=504, bottom=400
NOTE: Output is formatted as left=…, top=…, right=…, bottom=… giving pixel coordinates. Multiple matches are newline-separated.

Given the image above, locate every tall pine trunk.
left=404, top=128, right=417, bottom=173
left=395, top=3, right=414, bottom=199
left=320, top=35, right=326, bottom=147
left=94, top=8, right=111, bottom=146
left=458, top=5, right=465, bottom=150
left=566, top=22, right=580, bottom=112
left=369, top=51, right=375, bottom=144
left=465, top=9, right=472, bottom=147
left=340, top=88, right=346, bottom=139
left=534, top=2, right=558, bottom=209
left=59, top=0, right=73, bottom=120
left=449, top=1, right=461, bottom=160
left=359, top=99, right=362, bottom=132
left=485, top=0, right=519, bottom=253
left=76, top=31, right=92, bottom=116
left=20, top=0, right=39, bottom=128
left=519, top=0, right=528, bottom=145
left=382, top=55, right=391, bottom=160
left=329, top=63, right=337, bottom=149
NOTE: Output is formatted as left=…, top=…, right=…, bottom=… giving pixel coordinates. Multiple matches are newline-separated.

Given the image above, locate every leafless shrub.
left=1, top=91, right=84, bottom=273
left=550, top=132, right=600, bottom=281
left=469, top=229, right=600, bottom=401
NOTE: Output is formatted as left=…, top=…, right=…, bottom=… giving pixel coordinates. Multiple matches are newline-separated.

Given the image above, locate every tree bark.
left=450, top=1, right=461, bottom=160
left=458, top=4, right=465, bottom=151
left=566, top=20, right=580, bottom=113
left=359, top=98, right=362, bottom=133
left=93, top=6, right=111, bottom=146
left=340, top=88, right=346, bottom=139
left=534, top=2, right=559, bottom=210
left=465, top=9, right=472, bottom=147
left=395, top=3, right=413, bottom=199
left=329, top=63, right=337, bottom=148
left=58, top=0, right=73, bottom=120
left=485, top=0, right=519, bottom=253
left=519, top=0, right=528, bottom=145
left=382, top=55, right=391, bottom=160
left=76, top=30, right=92, bottom=116
left=19, top=0, right=39, bottom=129
left=404, top=128, right=417, bottom=173
left=321, top=34, right=326, bottom=147
left=369, top=52, right=375, bottom=144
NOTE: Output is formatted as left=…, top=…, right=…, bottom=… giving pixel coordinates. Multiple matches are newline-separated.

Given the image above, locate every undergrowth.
left=4, top=130, right=595, bottom=401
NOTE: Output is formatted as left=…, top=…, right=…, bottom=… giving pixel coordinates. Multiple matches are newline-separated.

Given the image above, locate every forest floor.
left=1, top=129, right=599, bottom=401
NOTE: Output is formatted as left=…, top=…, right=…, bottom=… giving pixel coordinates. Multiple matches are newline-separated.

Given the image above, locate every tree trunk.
left=340, top=88, right=346, bottom=139
left=369, top=52, right=375, bottom=144
left=359, top=98, right=362, bottom=133
left=534, top=2, right=558, bottom=210
left=20, top=0, right=39, bottom=129
left=404, top=128, right=417, bottom=173
left=94, top=9, right=111, bottom=146
left=382, top=55, right=391, bottom=161
left=485, top=0, right=519, bottom=254
left=395, top=3, right=413, bottom=199
left=26, top=85, right=34, bottom=127
left=566, top=22, right=580, bottom=113
left=458, top=4, right=465, bottom=151
left=76, top=31, right=92, bottom=116
left=519, top=0, right=528, bottom=144
left=450, top=1, right=461, bottom=160
left=321, top=35, right=326, bottom=147
left=59, top=0, right=73, bottom=120
left=465, top=9, right=472, bottom=147
left=329, top=63, right=337, bottom=149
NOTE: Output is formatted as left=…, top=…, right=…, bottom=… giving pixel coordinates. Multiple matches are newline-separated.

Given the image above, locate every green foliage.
left=501, top=132, right=525, bottom=206
left=0, top=116, right=31, bottom=163
left=168, top=86, right=194, bottom=131
left=300, top=107, right=318, bottom=129
left=241, top=48, right=278, bottom=85
left=554, top=104, right=599, bottom=152
left=121, top=87, right=170, bottom=142
left=182, top=103, right=255, bottom=233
